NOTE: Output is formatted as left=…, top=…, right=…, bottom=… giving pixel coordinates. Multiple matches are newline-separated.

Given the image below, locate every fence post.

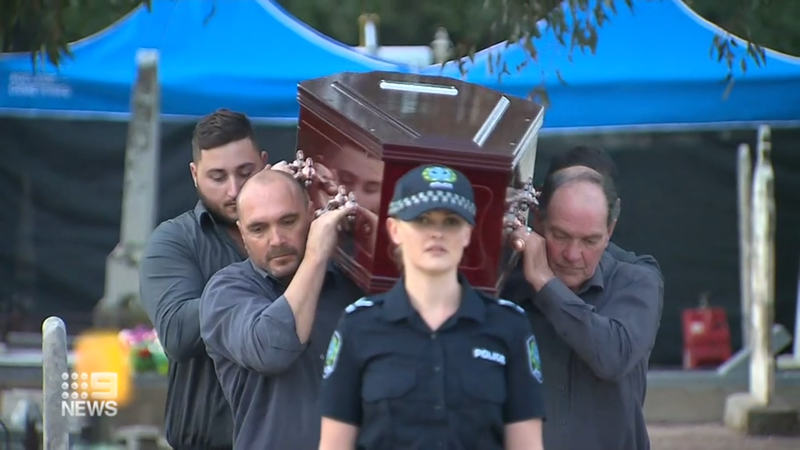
left=749, top=125, right=776, bottom=406
left=794, top=263, right=800, bottom=357
left=42, top=316, right=70, bottom=449
left=725, top=125, right=798, bottom=435
left=737, top=143, right=753, bottom=348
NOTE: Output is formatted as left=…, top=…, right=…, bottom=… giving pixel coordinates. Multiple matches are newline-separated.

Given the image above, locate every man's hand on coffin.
left=309, top=162, right=339, bottom=206
left=347, top=206, right=378, bottom=253
left=510, top=227, right=555, bottom=292
left=305, top=200, right=357, bottom=262
left=506, top=185, right=539, bottom=213
left=264, top=161, right=296, bottom=176
left=353, top=206, right=377, bottom=234
left=505, top=187, right=520, bottom=206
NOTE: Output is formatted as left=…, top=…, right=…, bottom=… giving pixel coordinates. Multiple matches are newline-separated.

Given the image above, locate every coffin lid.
left=297, top=71, right=545, bottom=167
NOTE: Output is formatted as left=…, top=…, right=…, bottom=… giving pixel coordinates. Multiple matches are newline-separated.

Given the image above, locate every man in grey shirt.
left=199, top=170, right=364, bottom=449
left=546, top=145, right=662, bottom=277
left=504, top=167, right=664, bottom=450
left=139, top=109, right=267, bottom=449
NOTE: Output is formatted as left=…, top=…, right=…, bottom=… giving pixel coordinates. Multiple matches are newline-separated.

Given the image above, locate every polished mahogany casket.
left=296, top=71, right=544, bottom=296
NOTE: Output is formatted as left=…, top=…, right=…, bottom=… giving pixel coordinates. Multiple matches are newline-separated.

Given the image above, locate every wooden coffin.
left=296, top=71, right=544, bottom=296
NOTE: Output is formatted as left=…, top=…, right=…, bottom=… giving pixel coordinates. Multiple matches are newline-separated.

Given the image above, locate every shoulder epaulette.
left=345, top=297, right=376, bottom=314
left=496, top=298, right=526, bottom=314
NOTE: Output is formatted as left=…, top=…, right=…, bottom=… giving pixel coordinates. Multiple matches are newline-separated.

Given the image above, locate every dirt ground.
left=649, top=424, right=800, bottom=450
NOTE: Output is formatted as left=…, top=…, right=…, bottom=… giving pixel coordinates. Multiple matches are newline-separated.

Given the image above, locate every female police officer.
left=318, top=164, right=545, bottom=450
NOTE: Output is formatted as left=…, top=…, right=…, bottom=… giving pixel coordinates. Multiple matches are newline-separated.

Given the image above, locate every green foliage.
left=0, top=0, right=149, bottom=67
left=687, top=0, right=800, bottom=58
left=278, top=0, right=800, bottom=103
left=2, top=0, right=799, bottom=102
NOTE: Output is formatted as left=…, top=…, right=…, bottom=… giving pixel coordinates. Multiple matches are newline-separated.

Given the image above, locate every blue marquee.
left=0, top=0, right=410, bottom=122
left=423, top=0, right=800, bottom=132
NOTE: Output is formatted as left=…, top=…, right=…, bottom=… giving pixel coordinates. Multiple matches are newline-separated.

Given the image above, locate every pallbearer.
left=199, top=169, right=365, bottom=450
left=504, top=165, right=663, bottom=450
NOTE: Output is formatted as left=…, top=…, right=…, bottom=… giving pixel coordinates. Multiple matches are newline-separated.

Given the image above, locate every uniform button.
left=433, top=366, right=441, bottom=372
left=558, top=385, right=565, bottom=391
left=320, top=354, right=325, bottom=360
left=559, top=420, right=566, bottom=426
left=430, top=333, right=437, bottom=340
left=434, top=404, right=443, bottom=411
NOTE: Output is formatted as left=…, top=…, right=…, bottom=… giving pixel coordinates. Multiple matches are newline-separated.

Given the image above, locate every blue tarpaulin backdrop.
left=423, top=0, right=800, bottom=131
left=0, top=0, right=798, bottom=366
left=1, top=0, right=798, bottom=129
left=0, top=0, right=409, bottom=122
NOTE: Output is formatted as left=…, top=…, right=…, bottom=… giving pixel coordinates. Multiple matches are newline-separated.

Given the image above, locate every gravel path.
left=649, top=424, right=800, bottom=450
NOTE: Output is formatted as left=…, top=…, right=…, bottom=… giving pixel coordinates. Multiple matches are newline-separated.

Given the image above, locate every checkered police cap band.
left=388, top=190, right=477, bottom=217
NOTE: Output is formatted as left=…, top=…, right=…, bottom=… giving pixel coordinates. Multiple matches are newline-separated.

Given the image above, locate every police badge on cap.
left=388, top=164, right=476, bottom=225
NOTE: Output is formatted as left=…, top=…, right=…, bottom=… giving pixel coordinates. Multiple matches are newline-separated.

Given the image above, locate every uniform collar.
left=383, top=274, right=486, bottom=323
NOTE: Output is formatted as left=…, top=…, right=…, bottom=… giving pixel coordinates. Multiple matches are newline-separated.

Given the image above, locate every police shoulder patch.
left=322, top=331, right=342, bottom=379
left=526, top=335, right=543, bottom=383
left=345, top=297, right=375, bottom=314
left=497, top=298, right=525, bottom=314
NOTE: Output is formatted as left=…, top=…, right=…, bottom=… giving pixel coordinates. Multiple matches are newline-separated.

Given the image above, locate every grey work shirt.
left=199, top=259, right=364, bottom=450
left=606, top=242, right=662, bottom=279
left=139, top=201, right=242, bottom=449
left=502, top=251, right=664, bottom=450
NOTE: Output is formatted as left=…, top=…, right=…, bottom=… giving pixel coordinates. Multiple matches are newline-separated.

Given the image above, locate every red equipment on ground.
left=682, top=293, right=732, bottom=369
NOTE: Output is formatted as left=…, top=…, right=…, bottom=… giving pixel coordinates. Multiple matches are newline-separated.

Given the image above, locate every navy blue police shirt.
left=319, top=276, right=546, bottom=450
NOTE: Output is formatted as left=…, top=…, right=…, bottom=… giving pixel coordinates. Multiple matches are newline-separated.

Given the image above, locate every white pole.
left=738, top=144, right=753, bottom=348
left=364, top=19, right=378, bottom=55
left=42, top=316, right=70, bottom=449
left=431, top=27, right=452, bottom=64
left=793, top=261, right=800, bottom=357
left=749, top=125, right=776, bottom=406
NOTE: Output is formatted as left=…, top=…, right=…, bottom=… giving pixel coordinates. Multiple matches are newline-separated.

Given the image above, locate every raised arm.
left=199, top=268, right=309, bottom=375
left=139, top=223, right=206, bottom=361
left=534, top=266, right=663, bottom=381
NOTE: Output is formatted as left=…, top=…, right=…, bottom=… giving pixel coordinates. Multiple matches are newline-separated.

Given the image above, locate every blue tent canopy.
left=0, top=0, right=409, bottom=122
left=423, top=0, right=800, bottom=132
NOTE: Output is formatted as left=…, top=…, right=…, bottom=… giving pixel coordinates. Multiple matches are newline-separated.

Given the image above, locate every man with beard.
left=139, top=109, right=266, bottom=449
left=199, top=169, right=364, bottom=449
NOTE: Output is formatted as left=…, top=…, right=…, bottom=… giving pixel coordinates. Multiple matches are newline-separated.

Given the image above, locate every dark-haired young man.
left=139, top=109, right=267, bottom=449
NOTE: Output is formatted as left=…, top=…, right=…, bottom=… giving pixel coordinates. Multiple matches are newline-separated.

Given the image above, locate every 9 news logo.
left=59, top=371, right=119, bottom=417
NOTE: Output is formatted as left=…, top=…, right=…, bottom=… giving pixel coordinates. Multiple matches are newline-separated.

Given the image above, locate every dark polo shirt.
left=502, top=251, right=664, bottom=450
left=139, top=202, right=241, bottom=449
left=200, top=259, right=364, bottom=449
